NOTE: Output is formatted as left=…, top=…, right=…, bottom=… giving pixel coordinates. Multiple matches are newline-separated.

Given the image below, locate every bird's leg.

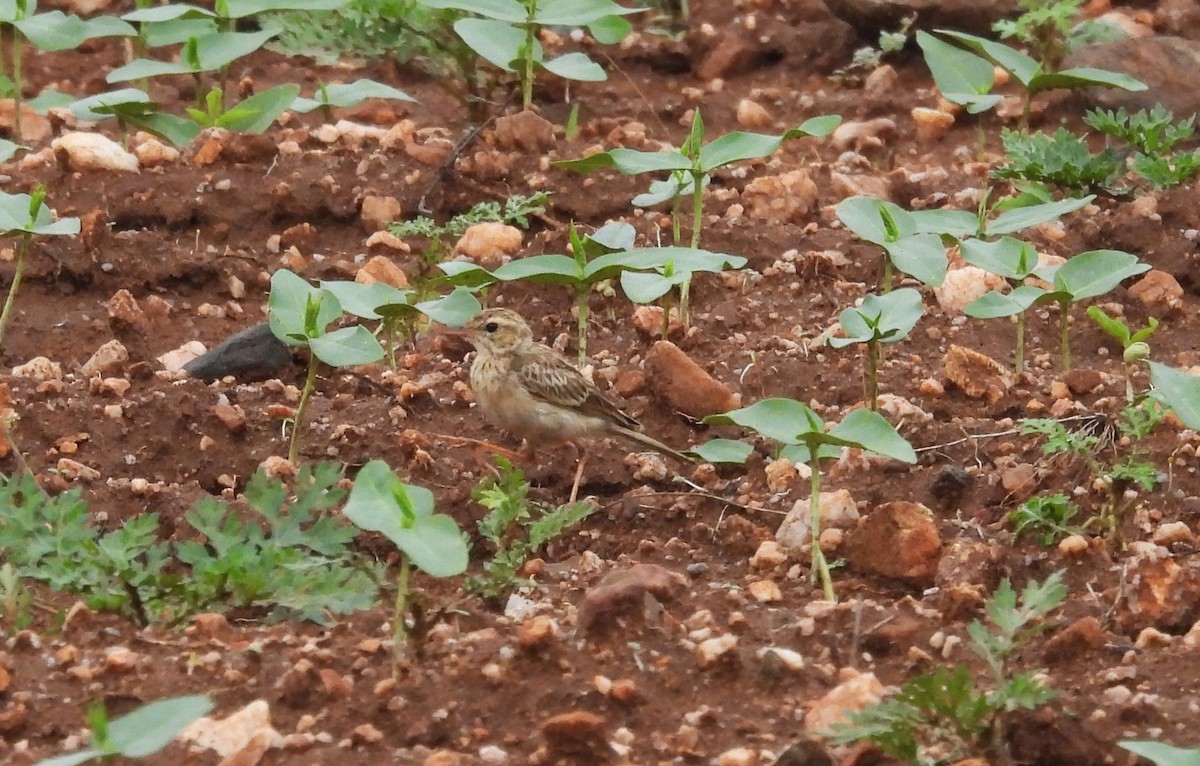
left=568, top=453, right=588, bottom=505
left=429, top=433, right=531, bottom=465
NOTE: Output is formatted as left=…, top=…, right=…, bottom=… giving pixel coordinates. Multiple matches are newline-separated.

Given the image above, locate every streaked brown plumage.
left=449, top=308, right=690, bottom=499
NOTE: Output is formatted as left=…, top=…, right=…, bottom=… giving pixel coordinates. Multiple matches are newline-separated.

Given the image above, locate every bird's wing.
left=514, top=344, right=640, bottom=430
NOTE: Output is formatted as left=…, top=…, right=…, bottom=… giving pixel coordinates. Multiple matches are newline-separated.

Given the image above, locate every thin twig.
left=417, top=89, right=516, bottom=214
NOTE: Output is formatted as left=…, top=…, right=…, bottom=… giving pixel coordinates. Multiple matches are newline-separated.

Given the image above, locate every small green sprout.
left=343, top=460, right=469, bottom=669
left=267, top=269, right=385, bottom=463
left=1087, top=306, right=1157, bottom=401
left=0, top=186, right=82, bottom=355
left=37, top=695, right=213, bottom=766
left=700, top=399, right=916, bottom=601
left=827, top=288, right=924, bottom=409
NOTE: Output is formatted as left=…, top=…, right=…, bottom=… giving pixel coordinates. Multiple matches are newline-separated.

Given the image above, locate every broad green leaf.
left=268, top=269, right=342, bottom=344
left=309, top=325, right=385, bottom=367
left=829, top=408, right=917, bottom=463
left=290, top=79, right=415, bottom=113
left=916, top=30, right=1000, bottom=113
left=108, top=29, right=276, bottom=81
left=960, top=236, right=1039, bottom=279
left=122, top=4, right=216, bottom=22
left=534, top=0, right=645, bottom=25
left=702, top=398, right=824, bottom=446
left=1120, top=740, right=1200, bottom=766
left=964, top=285, right=1046, bottom=318
left=414, top=287, right=481, bottom=327
left=1030, top=67, right=1146, bottom=95
left=70, top=87, right=154, bottom=121
left=887, top=233, right=948, bottom=286
left=143, top=17, right=219, bottom=47
left=909, top=207, right=978, bottom=236
left=420, top=0, right=527, bottom=23
left=27, top=88, right=76, bottom=114
left=105, top=696, right=214, bottom=757
left=16, top=11, right=134, bottom=51
left=556, top=147, right=691, bottom=175
left=130, top=111, right=204, bottom=147
left=985, top=195, right=1093, bottom=236
left=935, top=29, right=1039, bottom=86
left=0, top=139, right=21, bottom=163
left=689, top=438, right=753, bottom=464
left=223, top=0, right=350, bottom=17
left=836, top=197, right=917, bottom=245
left=542, top=51, right=606, bottom=81
left=493, top=254, right=582, bottom=285
left=1149, top=362, right=1200, bottom=431
left=319, top=280, right=409, bottom=320
left=620, top=270, right=679, bottom=303
left=631, top=175, right=696, bottom=207
left=831, top=288, right=924, bottom=346
left=1052, top=249, right=1148, bottom=300
left=343, top=460, right=469, bottom=577
left=216, top=84, right=300, bottom=133
left=587, top=221, right=637, bottom=251
left=797, top=114, right=841, bottom=137
left=453, top=17, right=529, bottom=72
left=698, top=118, right=841, bottom=170
left=439, top=261, right=499, bottom=289
left=587, top=14, right=631, bottom=45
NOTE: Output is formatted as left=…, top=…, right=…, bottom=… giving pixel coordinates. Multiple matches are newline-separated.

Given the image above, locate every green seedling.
left=390, top=191, right=549, bottom=269
left=266, top=1, right=488, bottom=119
left=1148, top=362, right=1200, bottom=431
left=38, top=695, right=214, bottom=766
left=115, top=0, right=349, bottom=107
left=0, top=562, right=32, bottom=633
left=0, top=0, right=135, bottom=138
left=1085, top=105, right=1200, bottom=189
left=918, top=28, right=1145, bottom=128
left=1120, top=741, right=1200, bottom=766
left=962, top=236, right=1044, bottom=373
left=1021, top=401, right=1163, bottom=539
left=832, top=13, right=913, bottom=85
left=467, top=456, right=591, bottom=600
left=827, top=288, right=924, bottom=409
left=560, top=110, right=840, bottom=250
left=344, top=459, right=469, bottom=669
left=69, top=88, right=197, bottom=147
left=700, top=399, right=916, bottom=601
left=420, top=0, right=642, bottom=110
left=267, top=269, right=384, bottom=463
left=0, top=465, right=377, bottom=626
left=836, top=194, right=1094, bottom=292
left=320, top=281, right=480, bottom=365
left=1009, top=492, right=1083, bottom=545
left=444, top=222, right=745, bottom=364
left=559, top=110, right=837, bottom=319
left=290, top=78, right=415, bottom=121
left=619, top=246, right=750, bottom=336
left=831, top=571, right=1066, bottom=765
left=992, top=0, right=1084, bottom=73
left=0, top=186, right=81, bottom=356
left=965, top=248, right=1147, bottom=371
left=1087, top=306, right=1156, bottom=402
left=177, top=462, right=379, bottom=624
left=994, top=126, right=1123, bottom=194
left=182, top=83, right=300, bottom=139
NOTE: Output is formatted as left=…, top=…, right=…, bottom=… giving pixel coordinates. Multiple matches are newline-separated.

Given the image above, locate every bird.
left=446, top=307, right=691, bottom=502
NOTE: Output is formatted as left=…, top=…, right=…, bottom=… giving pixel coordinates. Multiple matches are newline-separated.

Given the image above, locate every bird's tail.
left=612, top=425, right=694, bottom=463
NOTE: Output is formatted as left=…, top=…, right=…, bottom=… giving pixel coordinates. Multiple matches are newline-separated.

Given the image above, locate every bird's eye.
left=485, top=321, right=499, bottom=333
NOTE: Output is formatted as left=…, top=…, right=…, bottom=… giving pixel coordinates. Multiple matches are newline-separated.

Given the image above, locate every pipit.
left=448, top=307, right=691, bottom=502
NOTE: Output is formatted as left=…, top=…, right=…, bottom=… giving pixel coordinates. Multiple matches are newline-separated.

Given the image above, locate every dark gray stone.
left=184, top=323, right=292, bottom=381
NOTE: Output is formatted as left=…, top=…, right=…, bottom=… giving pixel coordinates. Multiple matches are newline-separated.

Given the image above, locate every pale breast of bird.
left=470, top=351, right=605, bottom=444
